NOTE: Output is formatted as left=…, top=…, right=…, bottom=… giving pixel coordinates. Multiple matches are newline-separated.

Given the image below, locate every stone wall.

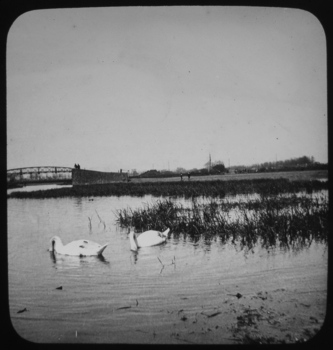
left=72, top=169, right=128, bottom=186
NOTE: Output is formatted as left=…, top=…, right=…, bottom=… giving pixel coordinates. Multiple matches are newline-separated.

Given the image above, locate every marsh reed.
left=115, top=192, right=328, bottom=252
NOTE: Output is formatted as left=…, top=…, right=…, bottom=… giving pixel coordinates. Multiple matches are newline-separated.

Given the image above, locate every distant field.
left=131, top=169, right=328, bottom=183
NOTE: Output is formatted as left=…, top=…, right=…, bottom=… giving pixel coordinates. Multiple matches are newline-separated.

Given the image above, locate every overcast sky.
left=7, top=6, right=327, bottom=172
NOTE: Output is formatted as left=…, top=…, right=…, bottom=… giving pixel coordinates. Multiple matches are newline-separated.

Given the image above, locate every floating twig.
left=116, top=306, right=132, bottom=310
left=202, top=311, right=222, bottom=318
left=17, top=308, right=27, bottom=314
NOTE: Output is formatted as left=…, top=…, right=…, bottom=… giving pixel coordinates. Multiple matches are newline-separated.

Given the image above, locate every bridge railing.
left=7, top=166, right=73, bottom=184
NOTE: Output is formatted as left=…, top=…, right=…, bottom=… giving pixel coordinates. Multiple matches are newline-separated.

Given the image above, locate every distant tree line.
left=232, top=156, right=327, bottom=174
left=131, top=161, right=227, bottom=178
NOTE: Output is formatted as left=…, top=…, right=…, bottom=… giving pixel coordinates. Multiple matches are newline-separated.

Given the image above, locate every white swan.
left=49, top=236, right=109, bottom=256
left=129, top=228, right=170, bottom=251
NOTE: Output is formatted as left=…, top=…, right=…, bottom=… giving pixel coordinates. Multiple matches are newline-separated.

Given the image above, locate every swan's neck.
left=52, top=238, right=63, bottom=252
left=130, top=232, right=138, bottom=251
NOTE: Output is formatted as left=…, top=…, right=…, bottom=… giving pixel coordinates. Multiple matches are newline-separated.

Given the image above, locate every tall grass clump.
left=115, top=199, right=183, bottom=232
left=115, top=193, right=328, bottom=252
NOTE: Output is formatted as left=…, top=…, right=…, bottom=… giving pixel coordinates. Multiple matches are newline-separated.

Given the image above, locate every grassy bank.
left=130, top=169, right=328, bottom=183
left=115, top=193, right=328, bottom=252
left=8, top=178, right=328, bottom=199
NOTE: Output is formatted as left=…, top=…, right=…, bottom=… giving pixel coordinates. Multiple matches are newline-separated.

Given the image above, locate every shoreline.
left=11, top=242, right=327, bottom=344
left=7, top=170, right=328, bottom=199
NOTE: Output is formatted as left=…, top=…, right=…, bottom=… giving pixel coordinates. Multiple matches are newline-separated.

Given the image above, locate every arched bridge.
left=7, top=166, right=73, bottom=185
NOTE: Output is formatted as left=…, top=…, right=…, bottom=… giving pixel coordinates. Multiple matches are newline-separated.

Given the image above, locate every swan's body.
left=49, top=236, right=109, bottom=256
left=129, top=228, right=170, bottom=251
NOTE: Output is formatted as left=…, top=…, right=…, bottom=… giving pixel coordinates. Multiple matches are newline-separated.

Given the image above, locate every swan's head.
left=49, top=236, right=62, bottom=251
left=162, top=228, right=170, bottom=238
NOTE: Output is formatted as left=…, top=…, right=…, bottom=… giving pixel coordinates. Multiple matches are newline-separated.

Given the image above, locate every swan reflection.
left=49, top=251, right=109, bottom=270
left=129, top=247, right=160, bottom=265
left=131, top=250, right=138, bottom=264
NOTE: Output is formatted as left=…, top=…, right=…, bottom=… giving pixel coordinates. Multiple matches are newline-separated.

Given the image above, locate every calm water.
left=7, top=183, right=72, bottom=194
left=8, top=193, right=327, bottom=343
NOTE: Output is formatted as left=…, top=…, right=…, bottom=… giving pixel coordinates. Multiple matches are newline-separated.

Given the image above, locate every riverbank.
left=7, top=172, right=328, bottom=199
